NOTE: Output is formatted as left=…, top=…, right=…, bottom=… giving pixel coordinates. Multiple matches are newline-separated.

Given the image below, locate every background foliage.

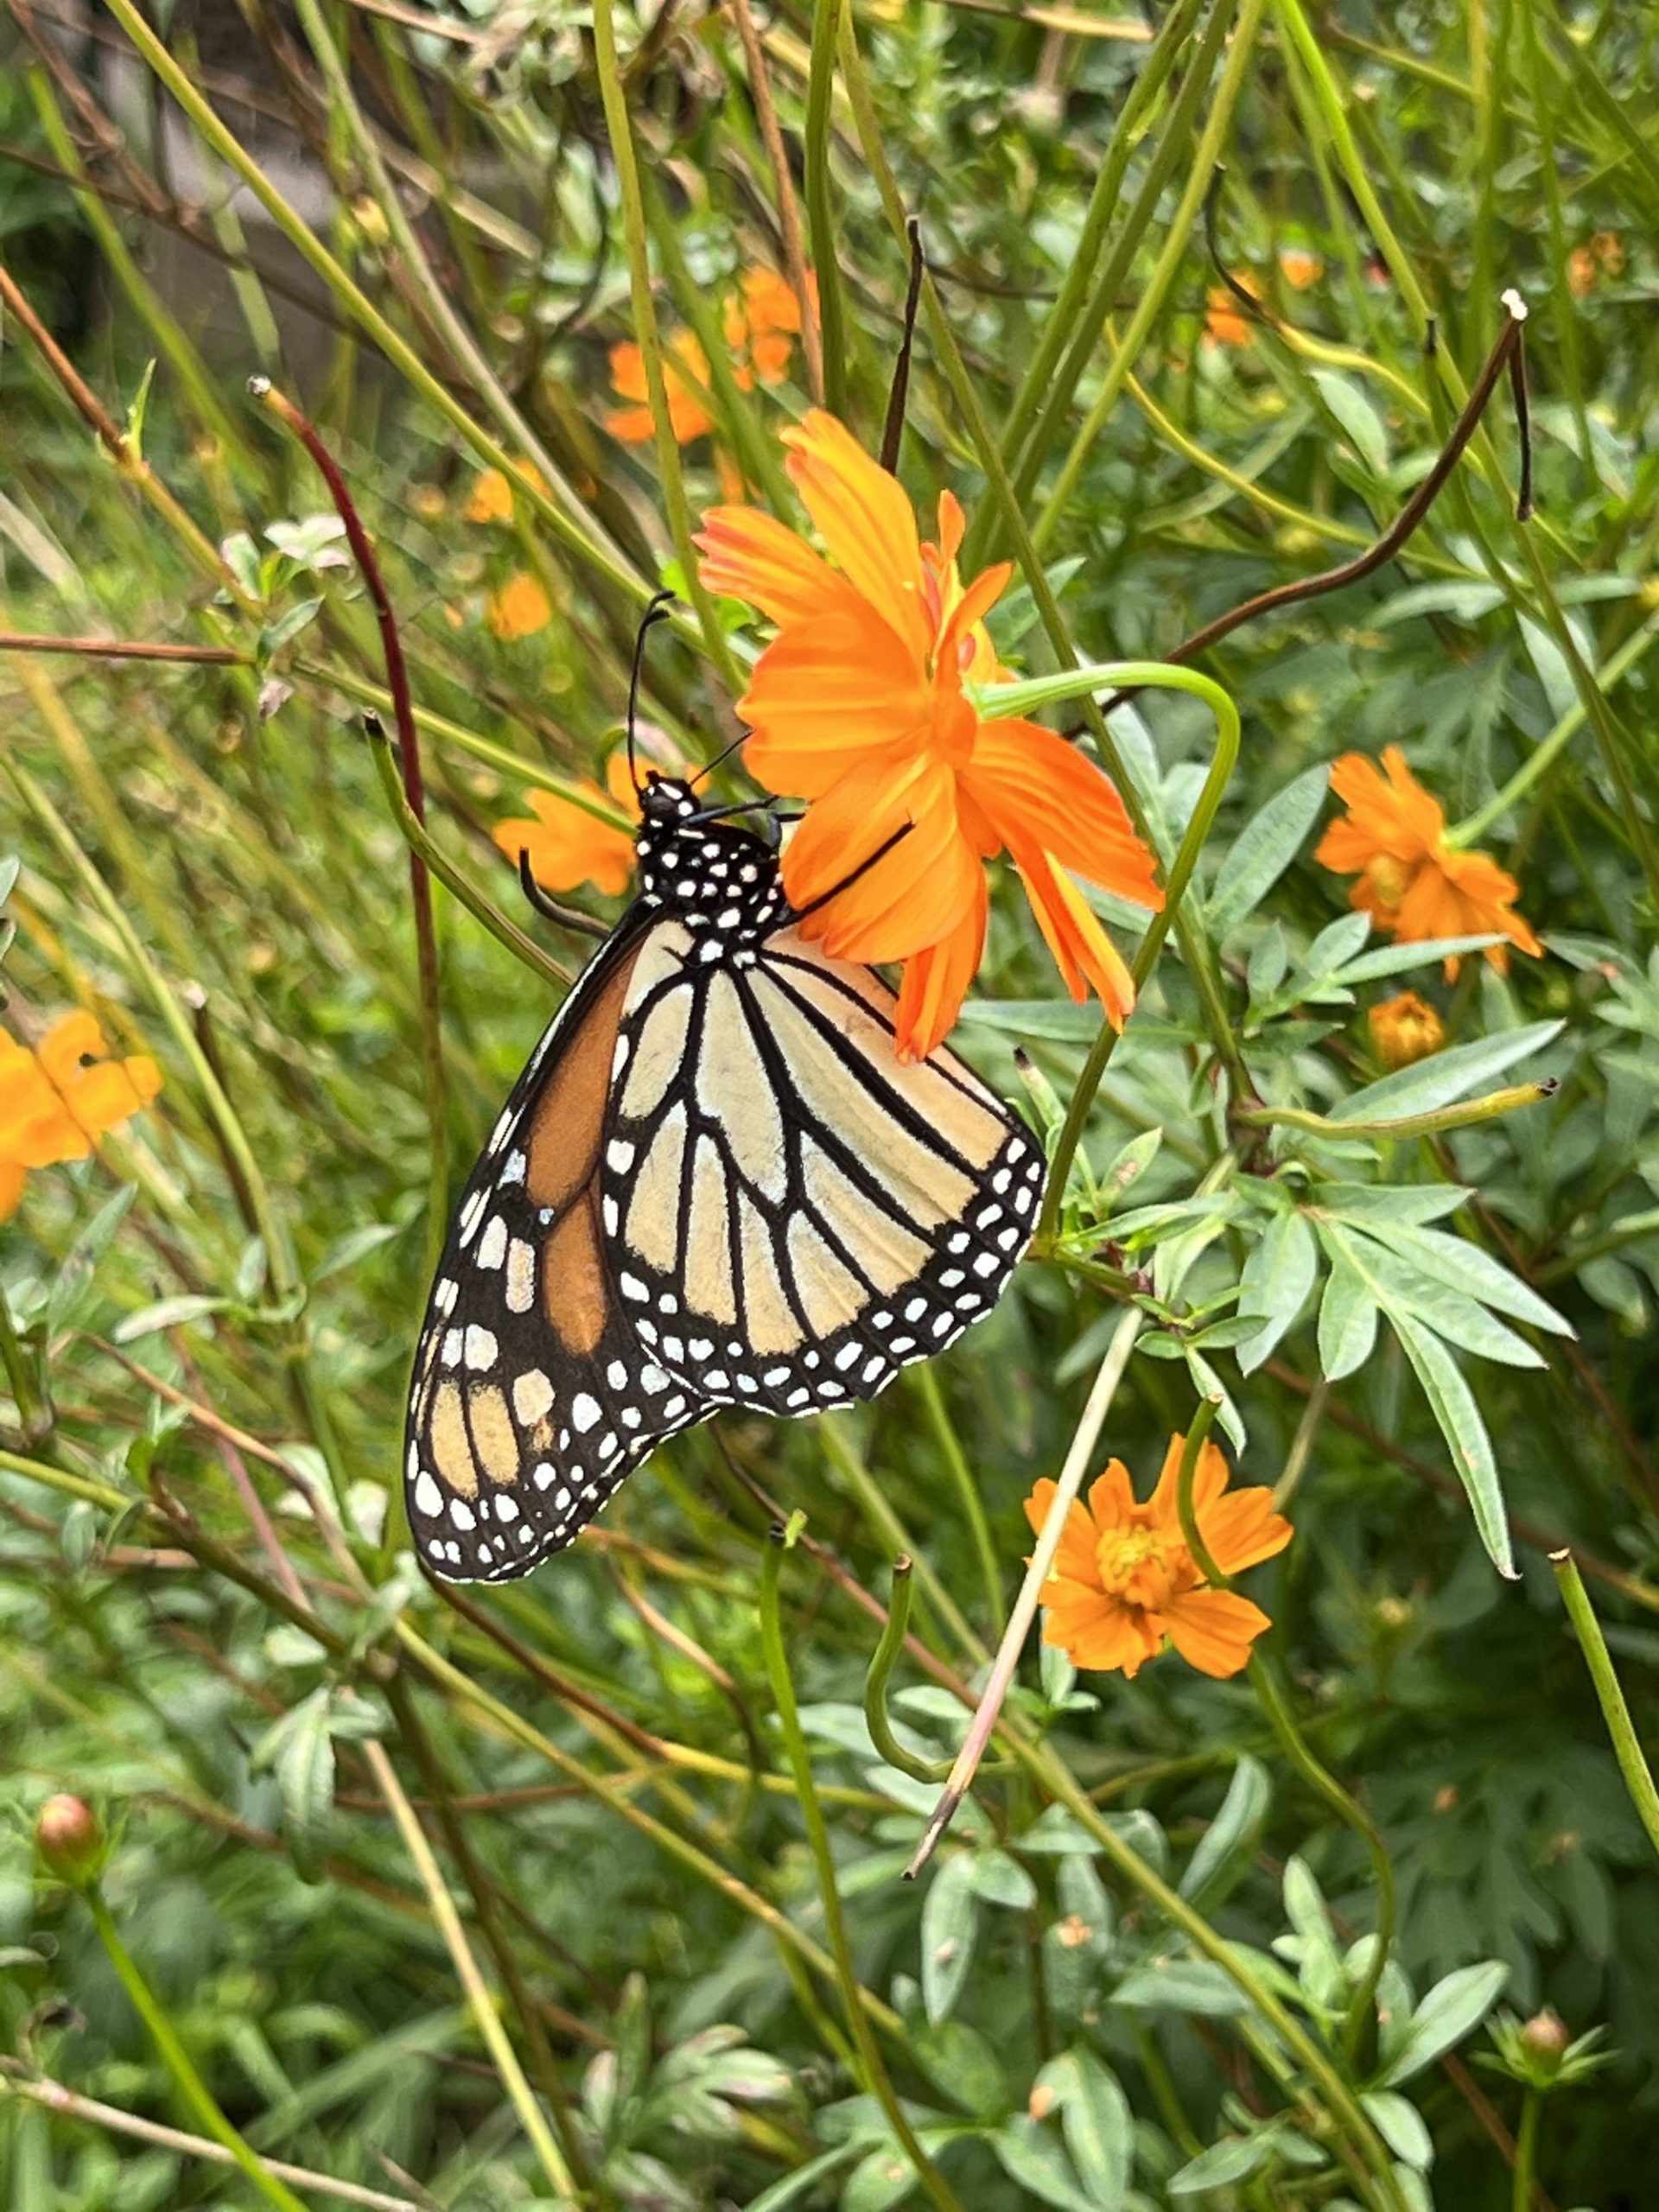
left=3, top=0, right=1658, bottom=2207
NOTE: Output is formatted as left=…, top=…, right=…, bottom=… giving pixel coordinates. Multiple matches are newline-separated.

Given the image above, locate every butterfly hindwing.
left=404, top=916, right=714, bottom=1581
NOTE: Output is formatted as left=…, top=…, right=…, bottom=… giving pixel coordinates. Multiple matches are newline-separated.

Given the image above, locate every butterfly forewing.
left=602, top=926, right=1043, bottom=1420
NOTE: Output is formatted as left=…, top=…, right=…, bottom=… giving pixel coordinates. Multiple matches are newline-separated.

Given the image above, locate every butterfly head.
left=634, top=774, right=788, bottom=961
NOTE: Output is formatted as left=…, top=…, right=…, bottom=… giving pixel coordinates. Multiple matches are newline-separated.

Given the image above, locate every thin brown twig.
left=0, top=632, right=245, bottom=664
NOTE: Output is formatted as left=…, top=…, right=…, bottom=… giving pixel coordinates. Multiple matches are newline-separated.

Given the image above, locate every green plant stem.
left=864, top=1560, right=954, bottom=1784
left=97, top=0, right=649, bottom=609
left=817, top=1421, right=987, bottom=1667
left=905, top=1306, right=1145, bottom=1876
left=1236, top=1081, right=1554, bottom=1142
left=1033, top=0, right=1266, bottom=550
left=590, top=0, right=744, bottom=693
left=365, top=727, right=572, bottom=990
left=913, top=1364, right=1003, bottom=1634
left=804, top=0, right=848, bottom=417
left=1512, top=2087, right=1541, bottom=2212
left=363, top=1739, right=577, bottom=2205
left=760, top=1536, right=968, bottom=2212
left=1174, top=1408, right=1396, bottom=2063
left=84, top=1888, right=310, bottom=2212
left=1450, top=610, right=1659, bottom=846
left=1552, top=1551, right=1659, bottom=1860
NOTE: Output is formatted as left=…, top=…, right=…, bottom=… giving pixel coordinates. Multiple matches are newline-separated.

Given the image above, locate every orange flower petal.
left=785, top=760, right=982, bottom=964
left=1162, top=1588, right=1273, bottom=1678
left=780, top=410, right=931, bottom=664
left=38, top=1012, right=105, bottom=1088
left=1013, top=844, right=1138, bottom=1025
left=696, top=505, right=849, bottom=630
left=893, top=879, right=987, bottom=1059
left=1201, top=1488, right=1296, bottom=1576
left=493, top=786, right=636, bottom=898
left=963, top=721, right=1162, bottom=909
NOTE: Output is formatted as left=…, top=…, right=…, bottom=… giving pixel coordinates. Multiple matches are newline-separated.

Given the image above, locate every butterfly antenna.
left=627, top=589, right=677, bottom=795
left=880, top=217, right=926, bottom=475
left=690, top=726, right=750, bottom=791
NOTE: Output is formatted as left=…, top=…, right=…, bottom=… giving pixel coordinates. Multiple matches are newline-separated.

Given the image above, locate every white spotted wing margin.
left=404, top=905, right=703, bottom=1584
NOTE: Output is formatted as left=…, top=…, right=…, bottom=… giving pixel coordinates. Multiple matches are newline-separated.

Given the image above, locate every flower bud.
left=1520, top=2009, right=1571, bottom=2075
left=35, top=1795, right=105, bottom=1888
left=1368, top=990, right=1446, bottom=1071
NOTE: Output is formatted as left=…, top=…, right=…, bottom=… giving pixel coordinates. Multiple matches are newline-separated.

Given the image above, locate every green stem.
left=914, top=1363, right=1004, bottom=1635
left=760, top=1535, right=969, bottom=2212
left=590, top=0, right=744, bottom=694
left=864, top=1560, right=954, bottom=1785
left=1448, top=611, right=1659, bottom=846
left=1512, top=2087, right=1541, bottom=2212
left=1552, top=1551, right=1659, bottom=1860
left=1236, top=1081, right=1554, bottom=1142
left=1027, top=664, right=1243, bottom=1245
left=365, top=727, right=573, bottom=992
left=85, top=1889, right=309, bottom=2212
left=804, top=0, right=849, bottom=418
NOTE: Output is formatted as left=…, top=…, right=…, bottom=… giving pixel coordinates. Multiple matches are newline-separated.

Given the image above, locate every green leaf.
left=47, top=1185, right=137, bottom=1333
left=1376, top=1961, right=1509, bottom=2085
left=1111, top=1960, right=1249, bottom=2016
left=1237, top=1211, right=1319, bottom=1373
left=257, top=1689, right=335, bottom=1885
left=920, top=1853, right=979, bottom=2024
left=1328, top=1020, right=1562, bottom=1124
left=1316, top=1252, right=1378, bottom=1380
left=990, top=2117, right=1097, bottom=2212
left=258, top=596, right=323, bottom=658
left=1207, top=766, right=1330, bottom=942
left=1322, top=1223, right=1541, bottom=1370
left=968, top=1848, right=1036, bottom=1910
left=1358, top=1221, right=1573, bottom=1337
left=1360, top=2091, right=1433, bottom=2168
left=1333, top=935, right=1500, bottom=982
left=1180, top=1755, right=1272, bottom=1910
left=903, top=2016, right=1009, bottom=2120
left=1168, top=2132, right=1276, bottom=2194
left=1033, top=2049, right=1131, bottom=2212
left=744, top=2147, right=862, bottom=2211
left=1312, top=368, right=1390, bottom=474
left=1389, top=1313, right=1515, bottom=1575
left=311, top=1221, right=404, bottom=1283
left=112, top=1294, right=228, bottom=1344
left=840, top=2144, right=918, bottom=2212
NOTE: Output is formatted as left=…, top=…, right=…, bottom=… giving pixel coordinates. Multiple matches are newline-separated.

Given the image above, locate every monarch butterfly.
left=404, top=651, right=1045, bottom=1582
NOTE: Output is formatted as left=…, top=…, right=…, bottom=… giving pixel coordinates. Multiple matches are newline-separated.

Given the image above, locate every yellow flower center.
left=1096, top=1523, right=1181, bottom=1611
left=1365, top=853, right=1415, bottom=906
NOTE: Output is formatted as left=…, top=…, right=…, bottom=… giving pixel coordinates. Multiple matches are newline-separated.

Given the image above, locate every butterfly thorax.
left=633, top=774, right=790, bottom=969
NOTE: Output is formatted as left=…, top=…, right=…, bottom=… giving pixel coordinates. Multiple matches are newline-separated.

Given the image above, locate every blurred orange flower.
left=1025, top=1434, right=1293, bottom=1680
left=1204, top=281, right=1256, bottom=346
left=1, top=1013, right=162, bottom=1221
left=1369, top=989, right=1445, bottom=1069
left=465, top=466, right=551, bottom=524
left=607, top=332, right=717, bottom=447
left=493, top=754, right=640, bottom=899
left=724, top=268, right=817, bottom=390
left=1278, top=245, right=1324, bottom=290
left=486, top=572, right=555, bottom=641
left=695, top=410, right=1161, bottom=1058
left=1315, top=747, right=1541, bottom=975
left=1567, top=230, right=1624, bottom=296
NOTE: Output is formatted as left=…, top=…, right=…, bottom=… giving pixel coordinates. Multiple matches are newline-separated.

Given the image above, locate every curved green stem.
left=86, top=1889, right=309, bottom=2212
left=1236, top=1080, right=1554, bottom=1143
left=914, top=1363, right=1004, bottom=1634
left=1007, top=663, right=1243, bottom=1245
left=1553, top=1550, right=1659, bottom=1861
left=804, top=0, right=849, bottom=417
left=1174, top=1407, right=1397, bottom=2067
left=864, top=1560, right=955, bottom=1785
left=759, top=1536, right=969, bottom=2212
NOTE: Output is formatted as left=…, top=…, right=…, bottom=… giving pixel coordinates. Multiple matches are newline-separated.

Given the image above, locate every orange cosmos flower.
left=1, top=1013, right=162, bottom=1220
left=465, top=466, right=552, bottom=524
left=723, top=267, right=816, bottom=390
left=1368, top=989, right=1445, bottom=1070
left=493, top=753, right=642, bottom=900
left=1315, top=747, right=1541, bottom=976
left=486, top=572, right=554, bottom=641
left=607, top=332, right=717, bottom=447
left=1278, top=245, right=1324, bottom=290
left=1204, top=281, right=1256, bottom=346
left=1025, top=1433, right=1293, bottom=1681
left=695, top=410, right=1162, bottom=1058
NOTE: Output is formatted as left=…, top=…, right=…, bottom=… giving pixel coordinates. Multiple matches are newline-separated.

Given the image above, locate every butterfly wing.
left=601, top=923, right=1044, bottom=1417
left=404, top=912, right=715, bottom=1582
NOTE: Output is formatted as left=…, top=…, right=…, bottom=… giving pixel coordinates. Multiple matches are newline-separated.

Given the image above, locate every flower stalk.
left=1552, top=1550, right=1659, bottom=1861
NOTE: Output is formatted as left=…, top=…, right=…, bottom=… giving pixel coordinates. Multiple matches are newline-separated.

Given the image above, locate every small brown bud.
left=35, top=1796, right=105, bottom=1887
